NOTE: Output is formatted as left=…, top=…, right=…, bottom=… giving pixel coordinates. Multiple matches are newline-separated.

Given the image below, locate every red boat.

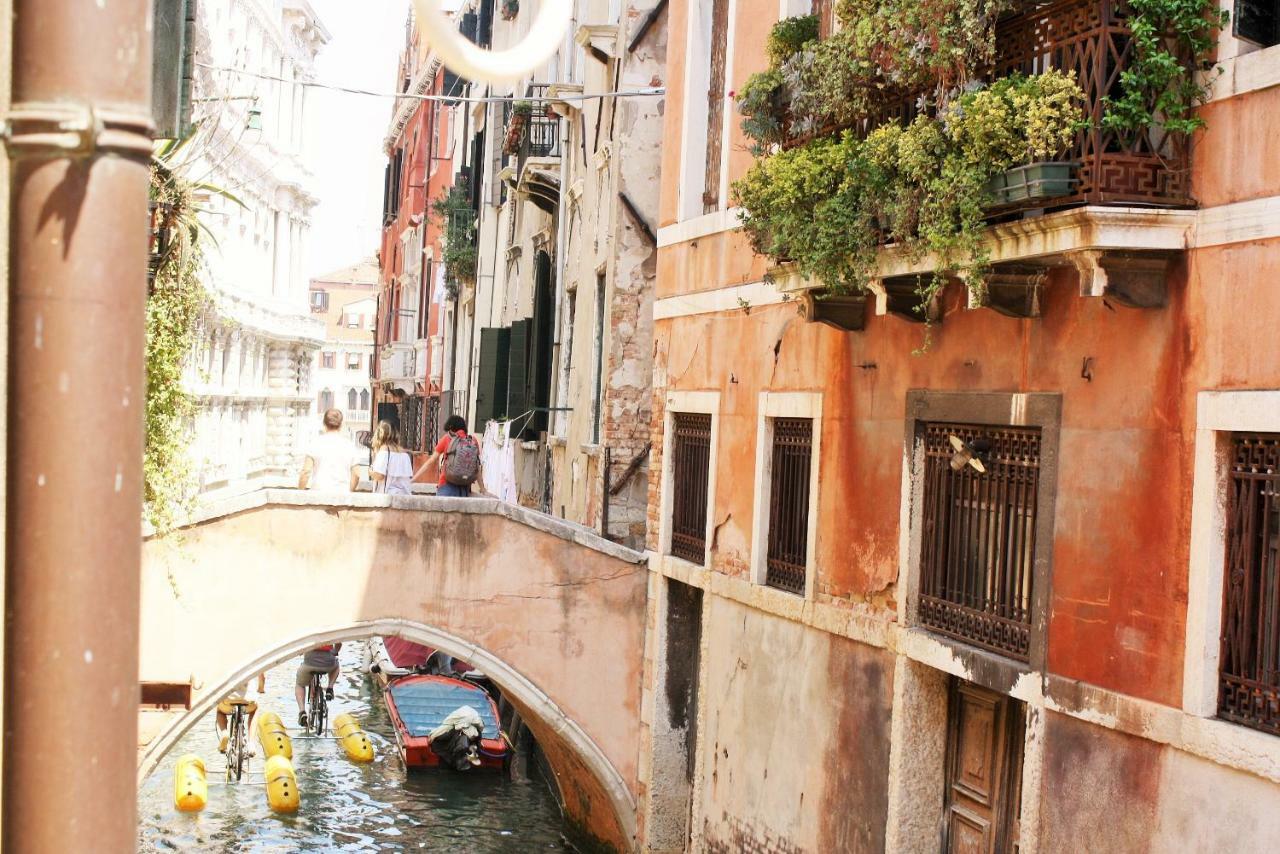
left=382, top=673, right=509, bottom=770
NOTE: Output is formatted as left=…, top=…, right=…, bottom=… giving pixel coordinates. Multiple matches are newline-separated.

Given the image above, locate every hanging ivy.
left=146, top=145, right=214, bottom=531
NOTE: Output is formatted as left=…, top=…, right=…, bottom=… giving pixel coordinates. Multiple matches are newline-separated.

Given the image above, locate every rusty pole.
left=4, top=1, right=152, bottom=849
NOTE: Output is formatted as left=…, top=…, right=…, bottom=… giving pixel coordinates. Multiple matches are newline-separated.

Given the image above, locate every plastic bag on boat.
left=428, top=705, right=483, bottom=741
left=428, top=705, right=484, bottom=770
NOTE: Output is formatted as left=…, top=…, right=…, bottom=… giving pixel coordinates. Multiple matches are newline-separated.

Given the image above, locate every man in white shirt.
left=298, top=409, right=363, bottom=492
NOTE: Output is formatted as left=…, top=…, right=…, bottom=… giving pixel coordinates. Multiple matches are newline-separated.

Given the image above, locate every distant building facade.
left=310, top=260, right=378, bottom=444
left=426, top=0, right=666, bottom=549
left=374, top=10, right=460, bottom=452
left=183, top=0, right=329, bottom=497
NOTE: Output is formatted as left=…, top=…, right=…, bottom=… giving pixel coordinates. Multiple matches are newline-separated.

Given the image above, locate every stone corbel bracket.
left=576, top=24, right=620, bottom=64
left=1069, top=249, right=1177, bottom=308
left=802, top=291, right=868, bottom=332
left=873, top=276, right=943, bottom=324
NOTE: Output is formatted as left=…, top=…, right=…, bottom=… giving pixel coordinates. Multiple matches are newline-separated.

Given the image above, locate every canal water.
left=138, top=645, right=571, bottom=852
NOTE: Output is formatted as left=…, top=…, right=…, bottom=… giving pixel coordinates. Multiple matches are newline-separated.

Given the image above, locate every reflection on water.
left=138, top=646, right=571, bottom=852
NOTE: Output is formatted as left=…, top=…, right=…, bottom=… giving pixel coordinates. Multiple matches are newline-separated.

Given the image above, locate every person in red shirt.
left=415, top=415, right=480, bottom=497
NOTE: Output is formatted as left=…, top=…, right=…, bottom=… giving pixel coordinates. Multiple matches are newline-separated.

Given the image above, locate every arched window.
left=360, top=389, right=370, bottom=410
left=318, top=389, right=333, bottom=411
left=347, top=388, right=358, bottom=410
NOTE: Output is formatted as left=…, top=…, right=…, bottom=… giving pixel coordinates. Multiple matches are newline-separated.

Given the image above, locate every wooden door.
left=942, top=681, right=1025, bottom=854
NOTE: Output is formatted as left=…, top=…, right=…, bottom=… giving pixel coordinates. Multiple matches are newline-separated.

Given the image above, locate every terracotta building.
left=374, top=9, right=461, bottom=451
left=639, top=1, right=1280, bottom=852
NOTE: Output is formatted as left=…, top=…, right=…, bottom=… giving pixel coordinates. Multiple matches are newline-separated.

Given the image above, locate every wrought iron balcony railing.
left=794, top=0, right=1191, bottom=214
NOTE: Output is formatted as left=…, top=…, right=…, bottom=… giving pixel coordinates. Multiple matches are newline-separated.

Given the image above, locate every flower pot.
left=990, top=162, right=1076, bottom=204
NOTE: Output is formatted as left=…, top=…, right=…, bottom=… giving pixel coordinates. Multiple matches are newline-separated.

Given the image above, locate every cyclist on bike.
left=295, top=642, right=341, bottom=728
left=216, top=672, right=265, bottom=754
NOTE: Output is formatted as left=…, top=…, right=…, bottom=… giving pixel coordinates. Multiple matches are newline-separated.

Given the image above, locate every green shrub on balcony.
left=433, top=187, right=478, bottom=285
left=735, top=2, right=1225, bottom=322
left=734, top=70, right=1085, bottom=307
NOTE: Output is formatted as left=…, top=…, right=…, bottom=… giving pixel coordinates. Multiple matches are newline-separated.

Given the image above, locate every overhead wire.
left=195, top=62, right=665, bottom=104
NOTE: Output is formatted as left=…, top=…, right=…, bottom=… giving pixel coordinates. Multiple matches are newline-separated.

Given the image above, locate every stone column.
left=266, top=343, right=301, bottom=471
left=272, top=208, right=289, bottom=300
left=290, top=218, right=303, bottom=308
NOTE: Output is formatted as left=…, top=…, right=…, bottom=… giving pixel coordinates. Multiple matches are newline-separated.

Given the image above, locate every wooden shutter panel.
left=702, top=0, right=730, bottom=213
left=529, top=252, right=555, bottom=435
left=490, top=104, right=504, bottom=207
left=475, top=327, right=511, bottom=428
left=507, top=319, right=531, bottom=432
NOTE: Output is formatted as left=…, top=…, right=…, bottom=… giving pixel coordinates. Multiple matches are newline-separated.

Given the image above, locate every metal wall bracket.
left=3, top=101, right=153, bottom=160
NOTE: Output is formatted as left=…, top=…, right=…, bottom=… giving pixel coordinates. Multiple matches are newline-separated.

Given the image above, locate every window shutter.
left=460, top=11, right=479, bottom=43
left=1235, top=0, right=1280, bottom=47
left=702, top=0, right=731, bottom=213
left=475, top=327, right=511, bottom=428
left=478, top=0, right=495, bottom=47
left=506, top=319, right=531, bottom=432
left=529, top=252, right=555, bottom=435
left=489, top=105, right=503, bottom=207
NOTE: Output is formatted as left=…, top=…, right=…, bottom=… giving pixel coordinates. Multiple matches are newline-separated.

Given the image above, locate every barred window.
left=918, top=423, right=1040, bottom=661
left=670, top=413, right=712, bottom=564
left=765, top=418, right=813, bottom=595
left=1219, top=434, right=1280, bottom=735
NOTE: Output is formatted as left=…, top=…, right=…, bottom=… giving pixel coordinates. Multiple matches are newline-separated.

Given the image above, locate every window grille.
left=670, top=413, right=712, bottom=563
left=765, top=418, right=813, bottom=595
left=918, top=423, right=1040, bottom=661
left=1220, top=434, right=1280, bottom=735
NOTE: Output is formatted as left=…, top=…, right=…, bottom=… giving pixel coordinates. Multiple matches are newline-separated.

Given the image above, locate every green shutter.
left=475, top=327, right=510, bottom=428
left=507, top=319, right=531, bottom=431
left=152, top=0, right=196, bottom=139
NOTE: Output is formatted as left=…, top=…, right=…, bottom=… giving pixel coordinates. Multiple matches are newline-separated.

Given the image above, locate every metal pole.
left=4, top=1, right=151, bottom=850
left=602, top=446, right=611, bottom=539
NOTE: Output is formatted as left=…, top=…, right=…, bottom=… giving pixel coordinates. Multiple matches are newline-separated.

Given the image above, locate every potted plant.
left=503, top=101, right=533, bottom=154
left=949, top=71, right=1084, bottom=206
left=500, top=0, right=518, bottom=21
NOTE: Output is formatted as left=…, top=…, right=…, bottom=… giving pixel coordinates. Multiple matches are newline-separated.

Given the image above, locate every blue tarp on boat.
left=388, top=678, right=501, bottom=738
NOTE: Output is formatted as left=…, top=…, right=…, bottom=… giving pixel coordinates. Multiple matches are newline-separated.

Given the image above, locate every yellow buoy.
left=173, top=754, right=207, bottom=813
left=333, top=712, right=375, bottom=763
left=263, top=754, right=300, bottom=813
left=256, top=711, right=293, bottom=760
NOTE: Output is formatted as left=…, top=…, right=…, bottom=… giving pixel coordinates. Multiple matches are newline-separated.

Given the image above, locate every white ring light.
left=411, top=0, right=573, bottom=84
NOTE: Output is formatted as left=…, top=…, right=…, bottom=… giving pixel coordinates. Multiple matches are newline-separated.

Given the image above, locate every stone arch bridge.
left=137, top=491, right=648, bottom=851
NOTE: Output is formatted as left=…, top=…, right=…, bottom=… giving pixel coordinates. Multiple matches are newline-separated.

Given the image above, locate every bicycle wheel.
left=309, top=674, right=326, bottom=735
left=226, top=710, right=243, bottom=782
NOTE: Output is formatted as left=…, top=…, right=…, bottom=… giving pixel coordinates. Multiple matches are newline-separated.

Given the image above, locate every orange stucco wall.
left=654, top=5, right=1280, bottom=711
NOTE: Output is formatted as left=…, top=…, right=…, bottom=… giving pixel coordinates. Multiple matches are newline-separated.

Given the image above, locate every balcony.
left=379, top=342, right=417, bottom=382
left=503, top=84, right=561, bottom=214
left=762, top=0, right=1197, bottom=326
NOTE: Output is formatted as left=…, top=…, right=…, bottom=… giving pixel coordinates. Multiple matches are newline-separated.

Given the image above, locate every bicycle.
left=306, top=670, right=329, bottom=736
left=220, top=698, right=255, bottom=782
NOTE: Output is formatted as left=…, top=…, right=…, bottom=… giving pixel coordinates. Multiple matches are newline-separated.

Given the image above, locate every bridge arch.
left=138, top=618, right=635, bottom=846
left=138, top=492, right=647, bottom=851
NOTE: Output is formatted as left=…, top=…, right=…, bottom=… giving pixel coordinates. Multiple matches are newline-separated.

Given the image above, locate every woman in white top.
left=370, top=421, right=415, bottom=495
